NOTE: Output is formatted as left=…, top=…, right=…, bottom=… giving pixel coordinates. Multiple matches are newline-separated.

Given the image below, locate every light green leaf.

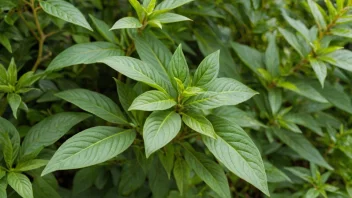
left=183, top=144, right=231, bottom=198
left=7, top=58, right=17, bottom=85
left=15, top=159, right=48, bottom=172
left=182, top=112, right=216, bottom=138
left=56, top=89, right=128, bottom=124
left=307, top=0, right=327, bottom=30
left=7, top=172, right=33, bottom=198
left=0, top=133, right=14, bottom=168
left=268, top=88, right=282, bottom=115
left=155, top=0, right=194, bottom=11
left=203, top=116, right=269, bottom=196
left=265, top=33, right=280, bottom=77
left=272, top=128, right=333, bottom=170
left=0, top=64, right=7, bottom=83
left=89, top=14, right=118, bottom=43
left=331, top=28, right=352, bottom=38
left=173, top=157, right=190, bottom=195
left=42, top=126, right=136, bottom=175
left=193, top=50, right=220, bottom=87
left=323, top=50, right=352, bottom=72
left=0, top=117, right=20, bottom=161
left=167, top=44, right=190, bottom=87
left=21, top=112, right=91, bottom=157
left=150, top=13, right=191, bottom=24
left=143, top=110, right=181, bottom=157
left=278, top=28, right=306, bottom=57
left=309, top=59, right=327, bottom=88
left=40, top=0, right=93, bottom=31
left=98, top=56, right=171, bottom=93
left=283, top=113, right=323, bottom=136
left=232, top=42, right=264, bottom=74
left=46, top=42, right=123, bottom=71
left=183, top=87, right=204, bottom=97
left=129, top=90, right=176, bottom=111
left=129, top=0, right=145, bottom=21
left=110, top=17, right=142, bottom=30
left=7, top=93, right=21, bottom=119
left=0, top=33, right=12, bottom=53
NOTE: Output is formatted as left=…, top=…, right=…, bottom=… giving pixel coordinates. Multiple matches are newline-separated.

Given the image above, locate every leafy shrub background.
left=1, top=0, right=352, bottom=197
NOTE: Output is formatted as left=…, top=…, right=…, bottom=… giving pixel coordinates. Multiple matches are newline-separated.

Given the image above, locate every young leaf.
left=183, top=144, right=231, bottom=198
left=98, top=56, right=171, bottom=94
left=146, top=0, right=157, bottom=13
left=7, top=93, right=21, bottom=119
left=309, top=59, right=327, bottom=87
left=15, top=159, right=48, bottom=172
left=110, top=17, right=143, bottom=30
left=42, top=127, right=136, bottom=175
left=173, top=157, right=190, bottom=195
left=7, top=172, right=33, bottom=198
left=129, top=90, right=176, bottom=111
left=21, top=112, right=91, bottom=157
left=268, top=88, right=282, bottom=115
left=56, top=89, right=128, bottom=124
left=181, top=112, right=216, bottom=138
left=40, top=0, right=93, bottom=31
left=129, top=0, right=145, bottom=21
left=203, top=116, right=270, bottom=196
left=143, top=110, right=181, bottom=157
left=265, top=33, right=280, bottom=77
left=307, top=0, right=327, bottom=30
left=7, top=58, right=17, bottom=85
left=150, top=13, right=191, bottom=24
left=192, top=50, right=220, bottom=87
left=167, top=44, right=190, bottom=87
left=272, top=128, right=333, bottom=170
left=46, top=42, right=124, bottom=71
left=0, top=33, right=12, bottom=53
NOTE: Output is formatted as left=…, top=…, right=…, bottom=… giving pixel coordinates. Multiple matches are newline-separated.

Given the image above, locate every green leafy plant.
left=1, top=0, right=352, bottom=197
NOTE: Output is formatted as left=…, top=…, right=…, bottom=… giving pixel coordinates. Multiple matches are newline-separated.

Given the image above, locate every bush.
left=1, top=0, right=352, bottom=197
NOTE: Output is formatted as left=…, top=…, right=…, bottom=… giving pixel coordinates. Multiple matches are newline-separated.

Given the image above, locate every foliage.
left=1, top=0, right=352, bottom=197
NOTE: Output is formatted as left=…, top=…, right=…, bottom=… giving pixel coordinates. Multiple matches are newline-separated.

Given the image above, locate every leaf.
left=129, top=0, right=145, bottom=21
left=129, top=90, right=176, bottom=111
left=89, top=14, right=118, bottom=43
left=167, top=44, right=190, bottom=87
left=46, top=42, right=123, bottom=71
left=323, top=50, right=352, bottom=72
left=40, top=0, right=93, bottom=31
left=268, top=88, right=282, bottom=115
left=330, top=28, right=352, bottom=38
left=173, top=157, right=190, bottom=195
left=309, top=59, right=327, bottom=88
left=7, top=172, right=33, bottom=198
left=148, top=157, right=171, bottom=198
left=232, top=42, right=264, bottom=74
left=7, top=58, right=17, bottom=85
left=265, top=33, right=280, bottom=77
left=307, top=0, right=327, bottom=30
left=98, top=56, right=171, bottom=94
left=0, top=33, right=12, bottom=53
left=283, top=113, right=323, bottom=136
left=203, top=116, right=269, bottom=196
left=278, top=28, right=306, bottom=57
left=32, top=176, right=61, bottom=198
left=272, top=128, right=333, bottom=170
left=7, top=93, right=21, bottom=119
left=42, top=126, right=136, bottom=175
left=0, top=117, right=20, bottom=160
left=281, top=9, right=311, bottom=42
left=72, top=166, right=101, bottom=195
left=0, top=133, right=14, bottom=168
left=181, top=112, right=216, bottom=138
left=15, top=159, right=48, bottom=172
left=56, top=89, right=128, bottom=124
left=158, top=144, right=174, bottom=179
left=192, top=50, right=220, bottom=87
left=264, top=162, right=291, bottom=183
left=155, top=0, right=194, bottom=11
left=0, top=178, right=7, bottom=198
left=150, top=13, right=191, bottom=24
left=118, top=161, right=146, bottom=195
left=21, top=112, right=91, bottom=157
left=143, top=110, right=181, bottom=157
left=110, top=17, right=142, bottom=30
left=183, top=144, right=231, bottom=198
